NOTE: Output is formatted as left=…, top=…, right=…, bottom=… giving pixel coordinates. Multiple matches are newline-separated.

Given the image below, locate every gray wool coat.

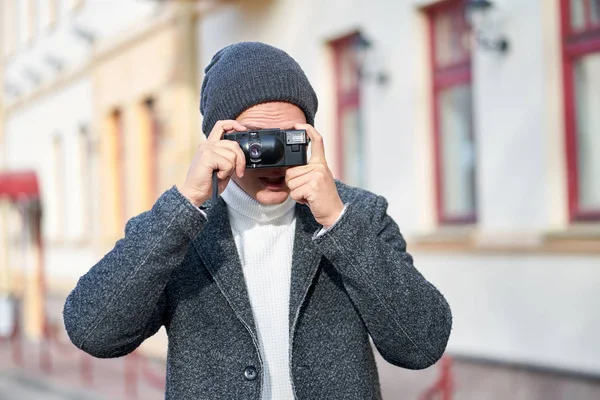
left=63, top=181, right=452, bottom=399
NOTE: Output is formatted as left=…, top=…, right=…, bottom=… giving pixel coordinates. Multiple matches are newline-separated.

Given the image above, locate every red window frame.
left=330, top=32, right=361, bottom=182
left=425, top=0, right=476, bottom=224
left=560, top=0, right=600, bottom=221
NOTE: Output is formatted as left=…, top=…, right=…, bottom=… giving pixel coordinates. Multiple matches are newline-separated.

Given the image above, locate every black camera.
left=222, top=129, right=309, bottom=169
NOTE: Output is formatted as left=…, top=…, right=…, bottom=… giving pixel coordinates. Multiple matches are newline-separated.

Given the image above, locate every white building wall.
left=2, top=0, right=164, bottom=283
left=418, top=253, right=600, bottom=376
left=198, top=0, right=600, bottom=375
left=475, top=0, right=549, bottom=239
left=4, top=0, right=161, bottom=103
left=5, top=78, right=96, bottom=281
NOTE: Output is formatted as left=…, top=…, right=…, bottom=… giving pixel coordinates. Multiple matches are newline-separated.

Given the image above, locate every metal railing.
left=419, top=356, right=454, bottom=400
left=0, top=300, right=165, bottom=399
left=2, top=297, right=455, bottom=399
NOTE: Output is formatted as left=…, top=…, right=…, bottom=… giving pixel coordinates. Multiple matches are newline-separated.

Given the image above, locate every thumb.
left=296, top=123, right=325, bottom=164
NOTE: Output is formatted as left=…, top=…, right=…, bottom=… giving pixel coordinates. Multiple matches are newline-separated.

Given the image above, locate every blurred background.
left=0, top=0, right=599, bottom=399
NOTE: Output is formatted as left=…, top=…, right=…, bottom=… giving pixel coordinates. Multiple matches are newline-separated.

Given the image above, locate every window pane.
left=592, top=0, right=600, bottom=24
left=144, top=99, right=160, bottom=204
left=435, top=13, right=452, bottom=67
left=79, top=125, right=93, bottom=234
left=3, top=0, right=17, bottom=56
left=434, top=8, right=469, bottom=68
left=53, top=134, right=66, bottom=239
left=438, top=84, right=476, bottom=218
left=570, top=0, right=587, bottom=30
left=338, top=46, right=359, bottom=94
left=574, top=53, right=600, bottom=210
left=341, top=106, right=364, bottom=188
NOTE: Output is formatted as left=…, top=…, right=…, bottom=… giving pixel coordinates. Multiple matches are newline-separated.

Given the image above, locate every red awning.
left=0, top=170, right=40, bottom=201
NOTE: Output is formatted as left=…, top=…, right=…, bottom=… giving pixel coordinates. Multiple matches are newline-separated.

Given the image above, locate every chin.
left=255, top=189, right=291, bottom=205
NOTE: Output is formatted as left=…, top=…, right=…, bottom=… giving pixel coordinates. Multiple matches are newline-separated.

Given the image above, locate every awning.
left=0, top=170, right=40, bottom=201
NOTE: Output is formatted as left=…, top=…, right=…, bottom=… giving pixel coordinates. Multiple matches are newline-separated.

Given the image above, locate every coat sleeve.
left=63, top=186, right=207, bottom=358
left=313, top=194, right=452, bottom=370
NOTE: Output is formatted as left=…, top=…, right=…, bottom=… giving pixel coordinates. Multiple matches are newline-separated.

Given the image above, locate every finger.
left=286, top=171, right=317, bottom=192
left=208, top=120, right=247, bottom=142
left=217, top=140, right=247, bottom=178
left=296, top=123, right=325, bottom=164
left=285, top=164, right=314, bottom=182
left=290, top=185, right=312, bottom=205
left=212, top=147, right=237, bottom=168
left=208, top=153, right=235, bottom=180
left=212, top=148, right=241, bottom=179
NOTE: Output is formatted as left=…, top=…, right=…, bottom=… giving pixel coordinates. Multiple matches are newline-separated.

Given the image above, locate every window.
left=426, top=0, right=476, bottom=224
left=52, top=133, right=66, bottom=240
left=40, top=0, right=57, bottom=31
left=143, top=98, right=160, bottom=206
left=48, top=0, right=58, bottom=30
left=70, top=0, right=84, bottom=12
left=78, top=125, right=93, bottom=233
left=26, top=0, right=37, bottom=44
left=16, top=0, right=31, bottom=47
left=330, top=33, right=365, bottom=188
left=110, top=110, right=126, bottom=228
left=561, top=0, right=600, bottom=220
left=2, top=0, right=17, bottom=57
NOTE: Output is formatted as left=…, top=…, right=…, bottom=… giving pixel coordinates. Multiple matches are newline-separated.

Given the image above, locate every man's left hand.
left=285, top=123, right=344, bottom=228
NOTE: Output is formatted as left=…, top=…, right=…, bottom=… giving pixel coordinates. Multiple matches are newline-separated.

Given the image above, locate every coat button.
left=244, top=366, right=257, bottom=381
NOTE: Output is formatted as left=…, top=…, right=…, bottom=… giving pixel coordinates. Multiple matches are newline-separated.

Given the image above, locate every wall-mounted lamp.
left=44, top=55, right=64, bottom=72
left=353, top=33, right=390, bottom=86
left=4, top=83, right=21, bottom=98
left=72, top=25, right=96, bottom=45
left=465, top=0, right=509, bottom=53
left=23, top=68, right=41, bottom=86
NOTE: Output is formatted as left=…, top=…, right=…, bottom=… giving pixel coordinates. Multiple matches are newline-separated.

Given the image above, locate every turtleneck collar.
left=221, top=180, right=297, bottom=223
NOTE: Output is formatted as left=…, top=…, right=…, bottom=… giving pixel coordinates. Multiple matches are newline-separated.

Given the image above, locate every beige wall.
left=93, top=10, right=200, bottom=246
left=1, top=1, right=200, bottom=347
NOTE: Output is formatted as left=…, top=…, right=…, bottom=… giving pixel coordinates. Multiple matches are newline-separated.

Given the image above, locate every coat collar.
left=288, top=202, right=323, bottom=336
left=192, top=196, right=322, bottom=340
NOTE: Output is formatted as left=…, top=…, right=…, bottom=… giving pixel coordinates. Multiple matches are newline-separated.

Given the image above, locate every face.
left=232, top=102, right=307, bottom=205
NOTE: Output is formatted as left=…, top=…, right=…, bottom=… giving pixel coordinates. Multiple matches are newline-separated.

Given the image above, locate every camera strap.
left=212, top=170, right=218, bottom=203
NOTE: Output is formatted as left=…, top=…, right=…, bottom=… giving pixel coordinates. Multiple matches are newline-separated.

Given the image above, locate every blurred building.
left=0, top=0, right=599, bottom=384
left=0, top=0, right=205, bottom=353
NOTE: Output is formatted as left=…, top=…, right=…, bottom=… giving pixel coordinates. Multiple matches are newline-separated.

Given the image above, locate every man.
left=63, top=42, right=452, bottom=399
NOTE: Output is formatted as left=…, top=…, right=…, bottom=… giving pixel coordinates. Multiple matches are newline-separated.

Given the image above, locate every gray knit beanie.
left=200, top=42, right=318, bottom=136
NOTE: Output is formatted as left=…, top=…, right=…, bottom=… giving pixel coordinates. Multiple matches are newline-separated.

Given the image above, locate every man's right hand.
left=177, top=120, right=247, bottom=207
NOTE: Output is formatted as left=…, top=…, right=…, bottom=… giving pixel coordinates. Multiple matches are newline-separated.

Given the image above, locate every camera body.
left=222, top=129, right=309, bottom=169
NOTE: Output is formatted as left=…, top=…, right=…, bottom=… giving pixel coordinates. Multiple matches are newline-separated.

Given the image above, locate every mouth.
left=258, top=176, right=287, bottom=191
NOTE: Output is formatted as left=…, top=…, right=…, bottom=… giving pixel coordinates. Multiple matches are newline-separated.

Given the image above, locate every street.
left=0, top=369, right=102, bottom=400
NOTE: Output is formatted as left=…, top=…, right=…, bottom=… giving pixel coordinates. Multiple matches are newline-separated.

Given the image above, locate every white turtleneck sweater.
left=221, top=181, right=297, bottom=400
left=193, top=181, right=345, bottom=399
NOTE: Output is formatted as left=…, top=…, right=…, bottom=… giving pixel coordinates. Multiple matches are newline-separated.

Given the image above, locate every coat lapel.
left=192, top=198, right=323, bottom=341
left=192, top=197, right=257, bottom=338
left=289, top=203, right=323, bottom=336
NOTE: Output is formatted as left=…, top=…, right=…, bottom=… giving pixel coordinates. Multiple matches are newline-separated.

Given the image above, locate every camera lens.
left=249, top=143, right=262, bottom=159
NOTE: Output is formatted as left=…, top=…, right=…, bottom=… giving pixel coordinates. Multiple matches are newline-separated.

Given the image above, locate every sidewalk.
left=0, top=368, right=103, bottom=400
left=0, top=337, right=164, bottom=400
left=3, top=335, right=600, bottom=399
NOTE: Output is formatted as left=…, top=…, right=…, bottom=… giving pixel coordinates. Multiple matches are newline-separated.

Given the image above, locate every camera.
left=222, top=129, right=309, bottom=169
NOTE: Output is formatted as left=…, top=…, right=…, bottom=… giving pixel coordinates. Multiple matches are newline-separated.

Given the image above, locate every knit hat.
left=200, top=42, right=319, bottom=136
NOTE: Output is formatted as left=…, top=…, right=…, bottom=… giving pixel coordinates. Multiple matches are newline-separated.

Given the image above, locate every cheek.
left=233, top=174, right=257, bottom=187
left=241, top=171, right=260, bottom=184
left=232, top=173, right=262, bottom=195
